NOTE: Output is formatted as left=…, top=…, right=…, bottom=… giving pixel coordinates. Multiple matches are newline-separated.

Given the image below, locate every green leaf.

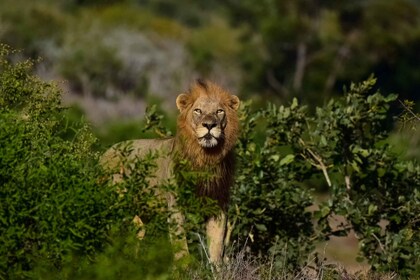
left=280, top=154, right=295, bottom=166
left=368, top=204, right=377, bottom=215
left=271, top=154, right=280, bottom=162
left=385, top=93, right=398, bottom=102
left=291, top=97, right=298, bottom=109
left=320, top=206, right=330, bottom=218
left=377, top=168, right=386, bottom=177
left=320, top=135, right=327, bottom=147
left=255, top=224, right=267, bottom=232
left=283, top=108, right=290, bottom=118
left=350, top=161, right=361, bottom=173
left=359, top=148, right=370, bottom=157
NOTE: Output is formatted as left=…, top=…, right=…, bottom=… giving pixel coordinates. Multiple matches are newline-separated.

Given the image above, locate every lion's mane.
left=174, top=80, right=239, bottom=209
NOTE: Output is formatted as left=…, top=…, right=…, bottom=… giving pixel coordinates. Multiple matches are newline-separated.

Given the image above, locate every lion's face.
left=190, top=97, right=228, bottom=148
left=176, top=80, right=240, bottom=150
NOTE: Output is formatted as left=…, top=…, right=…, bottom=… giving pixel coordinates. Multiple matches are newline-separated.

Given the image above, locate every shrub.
left=0, top=45, right=167, bottom=278
left=231, top=100, right=316, bottom=272
left=231, top=76, right=419, bottom=276
left=310, top=79, right=419, bottom=276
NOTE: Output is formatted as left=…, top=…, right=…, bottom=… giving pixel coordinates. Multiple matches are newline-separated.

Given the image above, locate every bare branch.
left=399, top=99, right=420, bottom=122
left=293, top=42, right=307, bottom=91
left=266, top=69, right=289, bottom=97
left=299, top=139, right=332, bottom=187
left=372, top=232, right=385, bottom=252
left=324, top=46, right=350, bottom=92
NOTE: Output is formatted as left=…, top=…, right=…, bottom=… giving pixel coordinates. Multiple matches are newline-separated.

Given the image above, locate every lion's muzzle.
left=197, top=125, right=222, bottom=148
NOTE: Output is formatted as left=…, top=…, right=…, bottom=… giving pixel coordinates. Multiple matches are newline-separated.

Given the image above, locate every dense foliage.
left=0, top=46, right=418, bottom=278
left=231, top=100, right=315, bottom=271
left=0, top=46, right=173, bottom=279
left=231, top=77, right=419, bottom=276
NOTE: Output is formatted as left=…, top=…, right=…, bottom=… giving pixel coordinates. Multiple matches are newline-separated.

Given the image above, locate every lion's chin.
left=198, top=137, right=219, bottom=148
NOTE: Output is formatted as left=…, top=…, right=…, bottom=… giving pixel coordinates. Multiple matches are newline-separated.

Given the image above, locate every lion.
left=100, top=79, right=240, bottom=263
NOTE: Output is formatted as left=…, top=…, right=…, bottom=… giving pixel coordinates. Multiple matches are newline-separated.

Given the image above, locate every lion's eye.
left=194, top=108, right=202, bottom=114
left=216, top=109, right=224, bottom=114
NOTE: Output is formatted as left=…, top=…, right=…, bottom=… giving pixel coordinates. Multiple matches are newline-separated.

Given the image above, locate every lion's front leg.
left=206, top=211, right=227, bottom=264
left=166, top=192, right=189, bottom=260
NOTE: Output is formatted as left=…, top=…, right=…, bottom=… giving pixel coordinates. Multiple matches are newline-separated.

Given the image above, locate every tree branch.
left=293, top=42, right=307, bottom=91
left=399, top=99, right=420, bottom=122
left=324, top=44, right=350, bottom=93
left=371, top=232, right=385, bottom=252
left=266, top=69, right=289, bottom=97
left=299, top=139, right=332, bottom=187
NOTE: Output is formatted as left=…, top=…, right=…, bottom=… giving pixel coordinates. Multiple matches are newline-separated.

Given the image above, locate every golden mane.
left=176, top=80, right=239, bottom=166
left=174, top=80, right=239, bottom=209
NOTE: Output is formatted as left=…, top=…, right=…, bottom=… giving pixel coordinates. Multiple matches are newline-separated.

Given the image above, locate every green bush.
left=231, top=76, right=419, bottom=276
left=0, top=45, right=172, bottom=278
left=310, top=79, right=420, bottom=275
left=230, top=100, right=316, bottom=272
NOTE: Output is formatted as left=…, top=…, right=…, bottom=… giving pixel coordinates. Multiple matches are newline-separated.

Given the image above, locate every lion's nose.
left=202, top=121, right=217, bottom=130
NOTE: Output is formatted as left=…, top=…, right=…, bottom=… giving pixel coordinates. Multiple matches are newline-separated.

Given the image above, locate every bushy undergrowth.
left=0, top=45, right=418, bottom=279
left=0, top=46, right=174, bottom=279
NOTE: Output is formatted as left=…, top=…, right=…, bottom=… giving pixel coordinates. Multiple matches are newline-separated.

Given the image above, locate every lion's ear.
left=229, top=95, right=240, bottom=111
left=176, top=93, right=190, bottom=111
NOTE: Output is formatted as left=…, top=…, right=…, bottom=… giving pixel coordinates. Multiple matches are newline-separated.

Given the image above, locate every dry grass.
left=182, top=238, right=401, bottom=280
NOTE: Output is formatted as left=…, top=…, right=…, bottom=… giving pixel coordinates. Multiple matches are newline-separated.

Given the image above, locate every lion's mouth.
left=198, top=133, right=219, bottom=148
left=203, top=133, right=213, bottom=140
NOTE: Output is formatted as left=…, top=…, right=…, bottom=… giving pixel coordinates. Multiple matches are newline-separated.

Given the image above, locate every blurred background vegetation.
left=1, top=0, right=419, bottom=122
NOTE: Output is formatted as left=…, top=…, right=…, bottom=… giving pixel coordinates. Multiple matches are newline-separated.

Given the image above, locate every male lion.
left=100, top=79, right=240, bottom=263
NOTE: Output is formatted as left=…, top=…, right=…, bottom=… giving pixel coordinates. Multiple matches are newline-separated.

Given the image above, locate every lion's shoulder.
left=100, top=138, right=175, bottom=172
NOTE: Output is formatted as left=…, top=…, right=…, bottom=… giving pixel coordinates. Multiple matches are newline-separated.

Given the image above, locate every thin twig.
left=293, top=255, right=317, bottom=279
left=399, top=99, right=420, bottom=121
left=299, top=138, right=332, bottom=187
left=194, top=232, right=216, bottom=278
left=293, top=42, right=307, bottom=91
left=268, top=250, right=274, bottom=280
left=371, top=232, right=385, bottom=252
left=266, top=69, right=289, bottom=97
